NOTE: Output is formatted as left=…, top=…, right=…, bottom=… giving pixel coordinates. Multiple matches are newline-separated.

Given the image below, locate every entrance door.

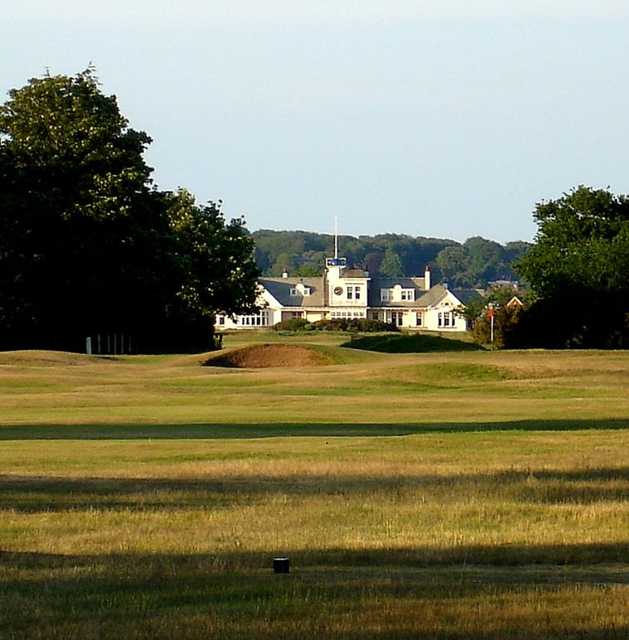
left=391, top=311, right=404, bottom=327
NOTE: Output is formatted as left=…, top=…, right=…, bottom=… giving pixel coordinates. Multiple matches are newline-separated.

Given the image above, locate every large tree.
left=514, top=186, right=629, bottom=347
left=0, top=69, right=258, bottom=351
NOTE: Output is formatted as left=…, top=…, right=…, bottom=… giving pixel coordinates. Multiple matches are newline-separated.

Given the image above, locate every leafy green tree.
left=165, top=189, right=259, bottom=319
left=436, top=245, right=471, bottom=286
left=472, top=304, right=523, bottom=349
left=514, top=186, right=629, bottom=347
left=463, top=237, right=507, bottom=283
left=518, top=186, right=629, bottom=295
left=380, top=247, right=404, bottom=277
left=296, top=264, right=321, bottom=277
left=0, top=69, right=258, bottom=351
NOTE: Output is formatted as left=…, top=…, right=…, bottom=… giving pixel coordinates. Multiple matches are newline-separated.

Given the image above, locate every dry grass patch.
left=0, top=343, right=628, bottom=638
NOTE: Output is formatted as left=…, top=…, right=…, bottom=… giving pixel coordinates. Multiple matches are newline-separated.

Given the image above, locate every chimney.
left=424, top=265, right=431, bottom=290
left=282, top=271, right=289, bottom=279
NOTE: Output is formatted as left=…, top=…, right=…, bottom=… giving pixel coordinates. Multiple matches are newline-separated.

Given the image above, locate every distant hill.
left=252, top=230, right=531, bottom=288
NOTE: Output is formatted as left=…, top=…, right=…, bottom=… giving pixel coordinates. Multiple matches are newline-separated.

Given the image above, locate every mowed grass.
left=0, top=335, right=628, bottom=639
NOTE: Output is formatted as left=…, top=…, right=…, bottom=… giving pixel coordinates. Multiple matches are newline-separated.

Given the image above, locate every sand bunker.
left=204, top=344, right=331, bottom=368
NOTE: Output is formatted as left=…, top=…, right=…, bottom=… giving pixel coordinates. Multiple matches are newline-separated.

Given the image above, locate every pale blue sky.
left=4, top=2, right=629, bottom=242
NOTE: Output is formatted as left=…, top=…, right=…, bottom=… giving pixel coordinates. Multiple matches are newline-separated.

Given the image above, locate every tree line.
left=2, top=69, right=627, bottom=352
left=253, top=230, right=531, bottom=286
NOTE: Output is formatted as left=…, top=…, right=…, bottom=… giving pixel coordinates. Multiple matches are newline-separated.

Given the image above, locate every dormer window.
left=401, top=289, right=414, bottom=301
left=380, top=289, right=391, bottom=301
left=290, top=285, right=311, bottom=297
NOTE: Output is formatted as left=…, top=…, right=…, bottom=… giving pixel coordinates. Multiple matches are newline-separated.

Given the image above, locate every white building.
left=215, top=255, right=478, bottom=331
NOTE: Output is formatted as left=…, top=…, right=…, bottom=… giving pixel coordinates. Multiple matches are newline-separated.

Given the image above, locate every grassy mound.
left=204, top=344, right=334, bottom=368
left=343, top=333, right=482, bottom=353
left=0, top=350, right=102, bottom=366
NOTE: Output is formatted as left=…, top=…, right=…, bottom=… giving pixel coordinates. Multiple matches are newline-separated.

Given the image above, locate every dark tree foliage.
left=513, top=186, right=629, bottom=348
left=380, top=247, right=404, bottom=278
left=252, top=230, right=528, bottom=283
left=0, top=69, right=258, bottom=352
left=472, top=304, right=523, bottom=349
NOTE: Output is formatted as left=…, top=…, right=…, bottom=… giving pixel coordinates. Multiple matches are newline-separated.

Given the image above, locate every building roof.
left=450, top=288, right=483, bottom=305
left=415, top=284, right=449, bottom=307
left=368, top=276, right=428, bottom=307
left=260, top=277, right=325, bottom=307
left=342, top=268, right=369, bottom=278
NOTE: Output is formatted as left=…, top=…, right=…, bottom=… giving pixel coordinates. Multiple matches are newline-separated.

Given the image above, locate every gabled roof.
left=368, top=276, right=428, bottom=307
left=260, top=277, right=325, bottom=307
left=450, top=288, right=483, bottom=305
left=415, top=284, right=449, bottom=307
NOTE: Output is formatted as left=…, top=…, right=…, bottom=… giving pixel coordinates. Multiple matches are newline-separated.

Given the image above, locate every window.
left=380, top=289, right=391, bottom=301
left=235, top=311, right=271, bottom=326
left=218, top=315, right=225, bottom=325
left=331, top=310, right=365, bottom=319
left=346, top=286, right=361, bottom=300
left=416, top=313, right=422, bottom=326
left=444, top=313, right=451, bottom=327
left=289, top=288, right=297, bottom=296
left=438, top=312, right=443, bottom=327
left=302, top=287, right=311, bottom=296
left=401, top=289, right=414, bottom=301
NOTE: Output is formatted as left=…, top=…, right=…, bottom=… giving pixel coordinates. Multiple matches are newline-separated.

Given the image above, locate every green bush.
left=271, top=318, right=313, bottom=332
left=311, top=318, right=399, bottom=333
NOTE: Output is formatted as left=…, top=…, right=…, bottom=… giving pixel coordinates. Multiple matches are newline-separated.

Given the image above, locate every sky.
left=4, top=2, right=629, bottom=243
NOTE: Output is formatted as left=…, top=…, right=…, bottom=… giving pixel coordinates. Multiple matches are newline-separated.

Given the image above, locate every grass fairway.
left=0, top=334, right=628, bottom=639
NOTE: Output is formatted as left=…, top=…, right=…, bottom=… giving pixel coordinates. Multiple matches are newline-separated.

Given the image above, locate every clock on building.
left=333, top=287, right=343, bottom=296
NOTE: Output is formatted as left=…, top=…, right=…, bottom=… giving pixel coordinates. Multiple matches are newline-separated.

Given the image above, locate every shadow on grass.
left=2, top=545, right=629, bottom=576
left=1, top=418, right=629, bottom=441
left=342, top=333, right=483, bottom=353
left=1, top=466, right=627, bottom=513
left=0, top=548, right=628, bottom=640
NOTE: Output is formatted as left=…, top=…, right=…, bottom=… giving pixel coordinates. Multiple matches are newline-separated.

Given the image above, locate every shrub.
left=311, top=318, right=399, bottom=333
left=271, top=318, right=313, bottom=332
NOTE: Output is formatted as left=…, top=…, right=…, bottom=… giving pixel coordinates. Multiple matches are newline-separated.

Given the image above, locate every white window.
left=218, top=315, right=225, bottom=325
left=401, top=289, right=414, bottom=301
left=302, top=287, right=311, bottom=296
left=438, top=312, right=443, bottom=327
left=444, top=313, right=451, bottom=327
left=236, top=311, right=270, bottom=326
left=380, top=289, right=391, bottom=301
left=346, top=287, right=353, bottom=300
left=289, top=288, right=297, bottom=296
left=354, top=286, right=361, bottom=300
left=416, top=313, right=422, bottom=326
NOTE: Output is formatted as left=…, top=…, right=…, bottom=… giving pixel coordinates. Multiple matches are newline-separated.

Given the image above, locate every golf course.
left=1, top=331, right=628, bottom=639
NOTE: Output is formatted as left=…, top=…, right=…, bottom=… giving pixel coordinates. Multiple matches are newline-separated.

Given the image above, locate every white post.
left=85, top=336, right=92, bottom=355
